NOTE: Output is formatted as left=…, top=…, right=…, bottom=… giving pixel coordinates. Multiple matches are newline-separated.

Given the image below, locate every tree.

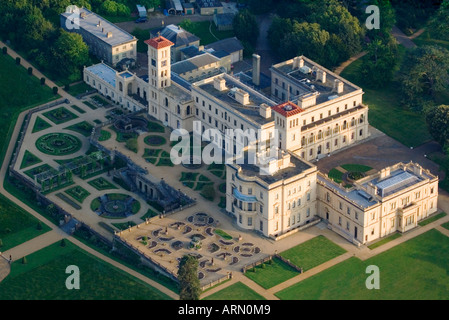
left=267, top=16, right=294, bottom=57
left=233, top=10, right=259, bottom=47
left=178, top=255, right=201, bottom=300
left=22, top=256, right=27, bottom=264
left=425, top=105, right=449, bottom=148
left=49, top=30, right=89, bottom=82
left=279, top=22, right=330, bottom=65
left=428, top=0, right=449, bottom=40
left=100, top=0, right=118, bottom=16
left=360, top=35, right=399, bottom=88
left=400, top=45, right=449, bottom=111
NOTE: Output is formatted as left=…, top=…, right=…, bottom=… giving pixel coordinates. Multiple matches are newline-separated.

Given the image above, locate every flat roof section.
left=61, top=7, right=136, bottom=47
left=86, top=63, right=117, bottom=87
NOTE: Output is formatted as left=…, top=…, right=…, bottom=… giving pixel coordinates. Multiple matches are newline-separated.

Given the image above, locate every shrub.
left=53, top=86, right=59, bottom=95
left=36, top=222, right=42, bottom=230
left=27, top=67, right=32, bottom=75
left=2, top=47, right=7, bottom=54
left=22, top=256, right=27, bottom=264
left=200, top=184, right=215, bottom=201
left=60, top=239, right=66, bottom=247
left=0, top=238, right=3, bottom=247
left=64, top=84, right=70, bottom=91
left=15, top=57, right=20, bottom=65
left=40, top=77, right=46, bottom=85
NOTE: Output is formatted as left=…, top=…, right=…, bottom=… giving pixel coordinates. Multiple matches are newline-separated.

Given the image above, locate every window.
left=346, top=221, right=350, bottom=230
left=338, top=217, right=342, bottom=225
left=371, top=212, right=375, bottom=220
left=248, top=188, right=252, bottom=195
left=239, top=215, right=242, bottom=224
left=297, top=199, right=301, bottom=206
left=161, top=60, right=167, bottom=67
left=307, top=193, right=310, bottom=201
left=260, top=221, right=263, bottom=231
left=355, top=212, right=359, bottom=220
left=306, top=208, right=310, bottom=217
left=275, top=206, right=279, bottom=214
left=326, top=192, right=331, bottom=202
left=347, top=207, right=351, bottom=215
left=260, top=205, right=263, bottom=214
left=248, top=217, right=253, bottom=226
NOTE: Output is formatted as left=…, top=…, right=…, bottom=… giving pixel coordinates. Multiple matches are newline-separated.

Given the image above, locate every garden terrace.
left=35, top=133, right=82, bottom=156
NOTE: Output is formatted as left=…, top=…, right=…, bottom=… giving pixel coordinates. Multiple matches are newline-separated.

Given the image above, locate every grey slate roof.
left=150, top=24, right=200, bottom=48
left=204, top=37, right=243, bottom=55
left=171, top=53, right=220, bottom=75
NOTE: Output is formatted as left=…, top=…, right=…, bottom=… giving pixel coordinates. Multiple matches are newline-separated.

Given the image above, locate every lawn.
left=69, top=104, right=86, bottom=114
left=340, top=164, right=373, bottom=173
left=180, top=20, right=235, bottom=46
left=32, top=116, right=52, bottom=133
left=0, top=240, right=172, bottom=300
left=98, top=130, right=111, bottom=142
left=42, top=107, right=78, bottom=125
left=203, top=282, right=266, bottom=300
left=65, top=121, right=94, bottom=137
left=368, top=232, right=402, bottom=250
left=275, top=229, right=449, bottom=300
left=67, top=82, right=93, bottom=97
left=418, top=212, right=447, bottom=227
left=0, top=54, right=57, bottom=165
left=327, top=168, right=344, bottom=184
left=0, top=193, right=51, bottom=251
left=244, top=258, right=300, bottom=289
left=340, top=45, right=432, bottom=148
left=19, top=150, right=42, bottom=169
left=279, top=235, right=347, bottom=272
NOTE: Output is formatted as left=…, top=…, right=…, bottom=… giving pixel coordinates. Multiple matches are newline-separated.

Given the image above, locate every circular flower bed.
left=90, top=193, right=140, bottom=218
left=35, top=133, right=82, bottom=156
left=347, top=171, right=365, bottom=181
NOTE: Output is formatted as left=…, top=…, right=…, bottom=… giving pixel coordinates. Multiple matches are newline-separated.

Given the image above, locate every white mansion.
left=83, top=34, right=438, bottom=246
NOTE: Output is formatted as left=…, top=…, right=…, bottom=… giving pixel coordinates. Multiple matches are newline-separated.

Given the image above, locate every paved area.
left=315, top=126, right=444, bottom=179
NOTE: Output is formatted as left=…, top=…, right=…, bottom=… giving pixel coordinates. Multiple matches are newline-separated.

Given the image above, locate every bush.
left=22, top=256, right=27, bottom=264
left=15, top=57, right=20, bottom=65
left=64, top=84, right=70, bottom=91
left=36, top=222, right=42, bottom=230
left=53, top=87, right=58, bottom=95
left=27, top=67, right=32, bottom=75
left=60, top=239, right=66, bottom=247
left=125, top=138, right=138, bottom=153
left=200, top=184, right=215, bottom=201
left=40, top=77, right=46, bottom=85
left=2, top=47, right=7, bottom=55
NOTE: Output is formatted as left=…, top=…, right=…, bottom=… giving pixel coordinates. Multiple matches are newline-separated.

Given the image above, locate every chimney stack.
left=333, top=79, right=344, bottom=94
left=252, top=54, right=260, bottom=86
left=213, top=77, right=226, bottom=91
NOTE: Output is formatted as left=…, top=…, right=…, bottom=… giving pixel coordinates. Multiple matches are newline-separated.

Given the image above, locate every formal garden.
left=42, top=107, right=78, bottom=125
left=327, top=164, right=374, bottom=187
left=31, top=116, right=52, bottom=133
left=88, top=177, right=118, bottom=191
left=35, top=133, right=82, bottom=156
left=19, top=150, right=42, bottom=169
left=64, top=121, right=94, bottom=137
left=91, top=193, right=141, bottom=218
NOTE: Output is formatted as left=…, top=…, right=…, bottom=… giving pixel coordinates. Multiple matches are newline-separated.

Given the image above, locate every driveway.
left=315, top=127, right=444, bottom=180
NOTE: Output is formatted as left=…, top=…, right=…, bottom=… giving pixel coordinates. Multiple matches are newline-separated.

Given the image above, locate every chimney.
left=252, top=54, right=260, bottom=86
left=297, top=92, right=317, bottom=109
left=413, top=164, right=423, bottom=176
left=293, top=57, right=304, bottom=69
left=102, top=27, right=104, bottom=33
left=316, top=70, right=326, bottom=83
left=213, top=77, right=226, bottom=91
left=367, top=183, right=378, bottom=198
left=235, top=89, right=249, bottom=105
left=259, top=103, right=271, bottom=119
left=333, top=79, right=344, bottom=94
left=107, top=32, right=113, bottom=38
left=379, top=167, right=391, bottom=180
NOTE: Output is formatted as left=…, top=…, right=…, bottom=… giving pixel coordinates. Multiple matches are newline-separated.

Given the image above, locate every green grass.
left=32, top=116, right=52, bottom=133
left=368, top=232, right=402, bottom=250
left=56, top=192, right=82, bottom=210
left=418, top=212, right=447, bottom=227
left=279, top=235, right=346, bottom=272
left=67, top=82, right=93, bottom=97
left=214, top=229, right=232, bottom=240
left=218, top=196, right=226, bottom=208
left=112, top=221, right=137, bottom=230
left=147, top=120, right=165, bottom=133
left=181, top=20, right=235, bottom=46
left=87, top=177, right=118, bottom=191
left=340, top=45, right=432, bottom=148
left=442, top=222, right=449, bottom=230
left=98, top=130, right=111, bottom=142
left=245, top=258, right=300, bottom=289
left=65, top=121, right=94, bottom=137
left=275, top=229, right=449, bottom=300
left=0, top=240, right=172, bottom=300
left=83, top=101, right=97, bottom=110
left=42, top=107, right=78, bottom=125
left=69, top=104, right=86, bottom=114
left=203, top=282, right=266, bottom=300
left=141, top=208, right=160, bottom=220
left=340, top=164, right=373, bottom=173
left=23, top=163, right=52, bottom=180
left=0, top=54, right=57, bottom=165
left=19, top=150, right=42, bottom=169
left=65, top=186, right=91, bottom=203
left=328, top=168, right=344, bottom=184
left=413, top=30, right=449, bottom=51
left=0, top=193, right=51, bottom=251
left=91, top=95, right=110, bottom=107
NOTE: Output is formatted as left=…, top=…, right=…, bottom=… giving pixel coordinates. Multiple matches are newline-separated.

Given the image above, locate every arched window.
left=165, top=97, right=169, bottom=107
left=165, top=113, right=168, bottom=122
left=119, top=82, right=123, bottom=92
left=186, top=105, right=191, bottom=115
left=177, top=105, right=181, bottom=114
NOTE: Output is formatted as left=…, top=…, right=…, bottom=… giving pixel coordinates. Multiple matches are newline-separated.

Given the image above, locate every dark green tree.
left=233, top=10, right=259, bottom=47
left=400, top=45, right=449, bottom=111
left=425, top=105, right=449, bottom=148
left=178, top=255, right=201, bottom=300
left=428, top=0, right=449, bottom=40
